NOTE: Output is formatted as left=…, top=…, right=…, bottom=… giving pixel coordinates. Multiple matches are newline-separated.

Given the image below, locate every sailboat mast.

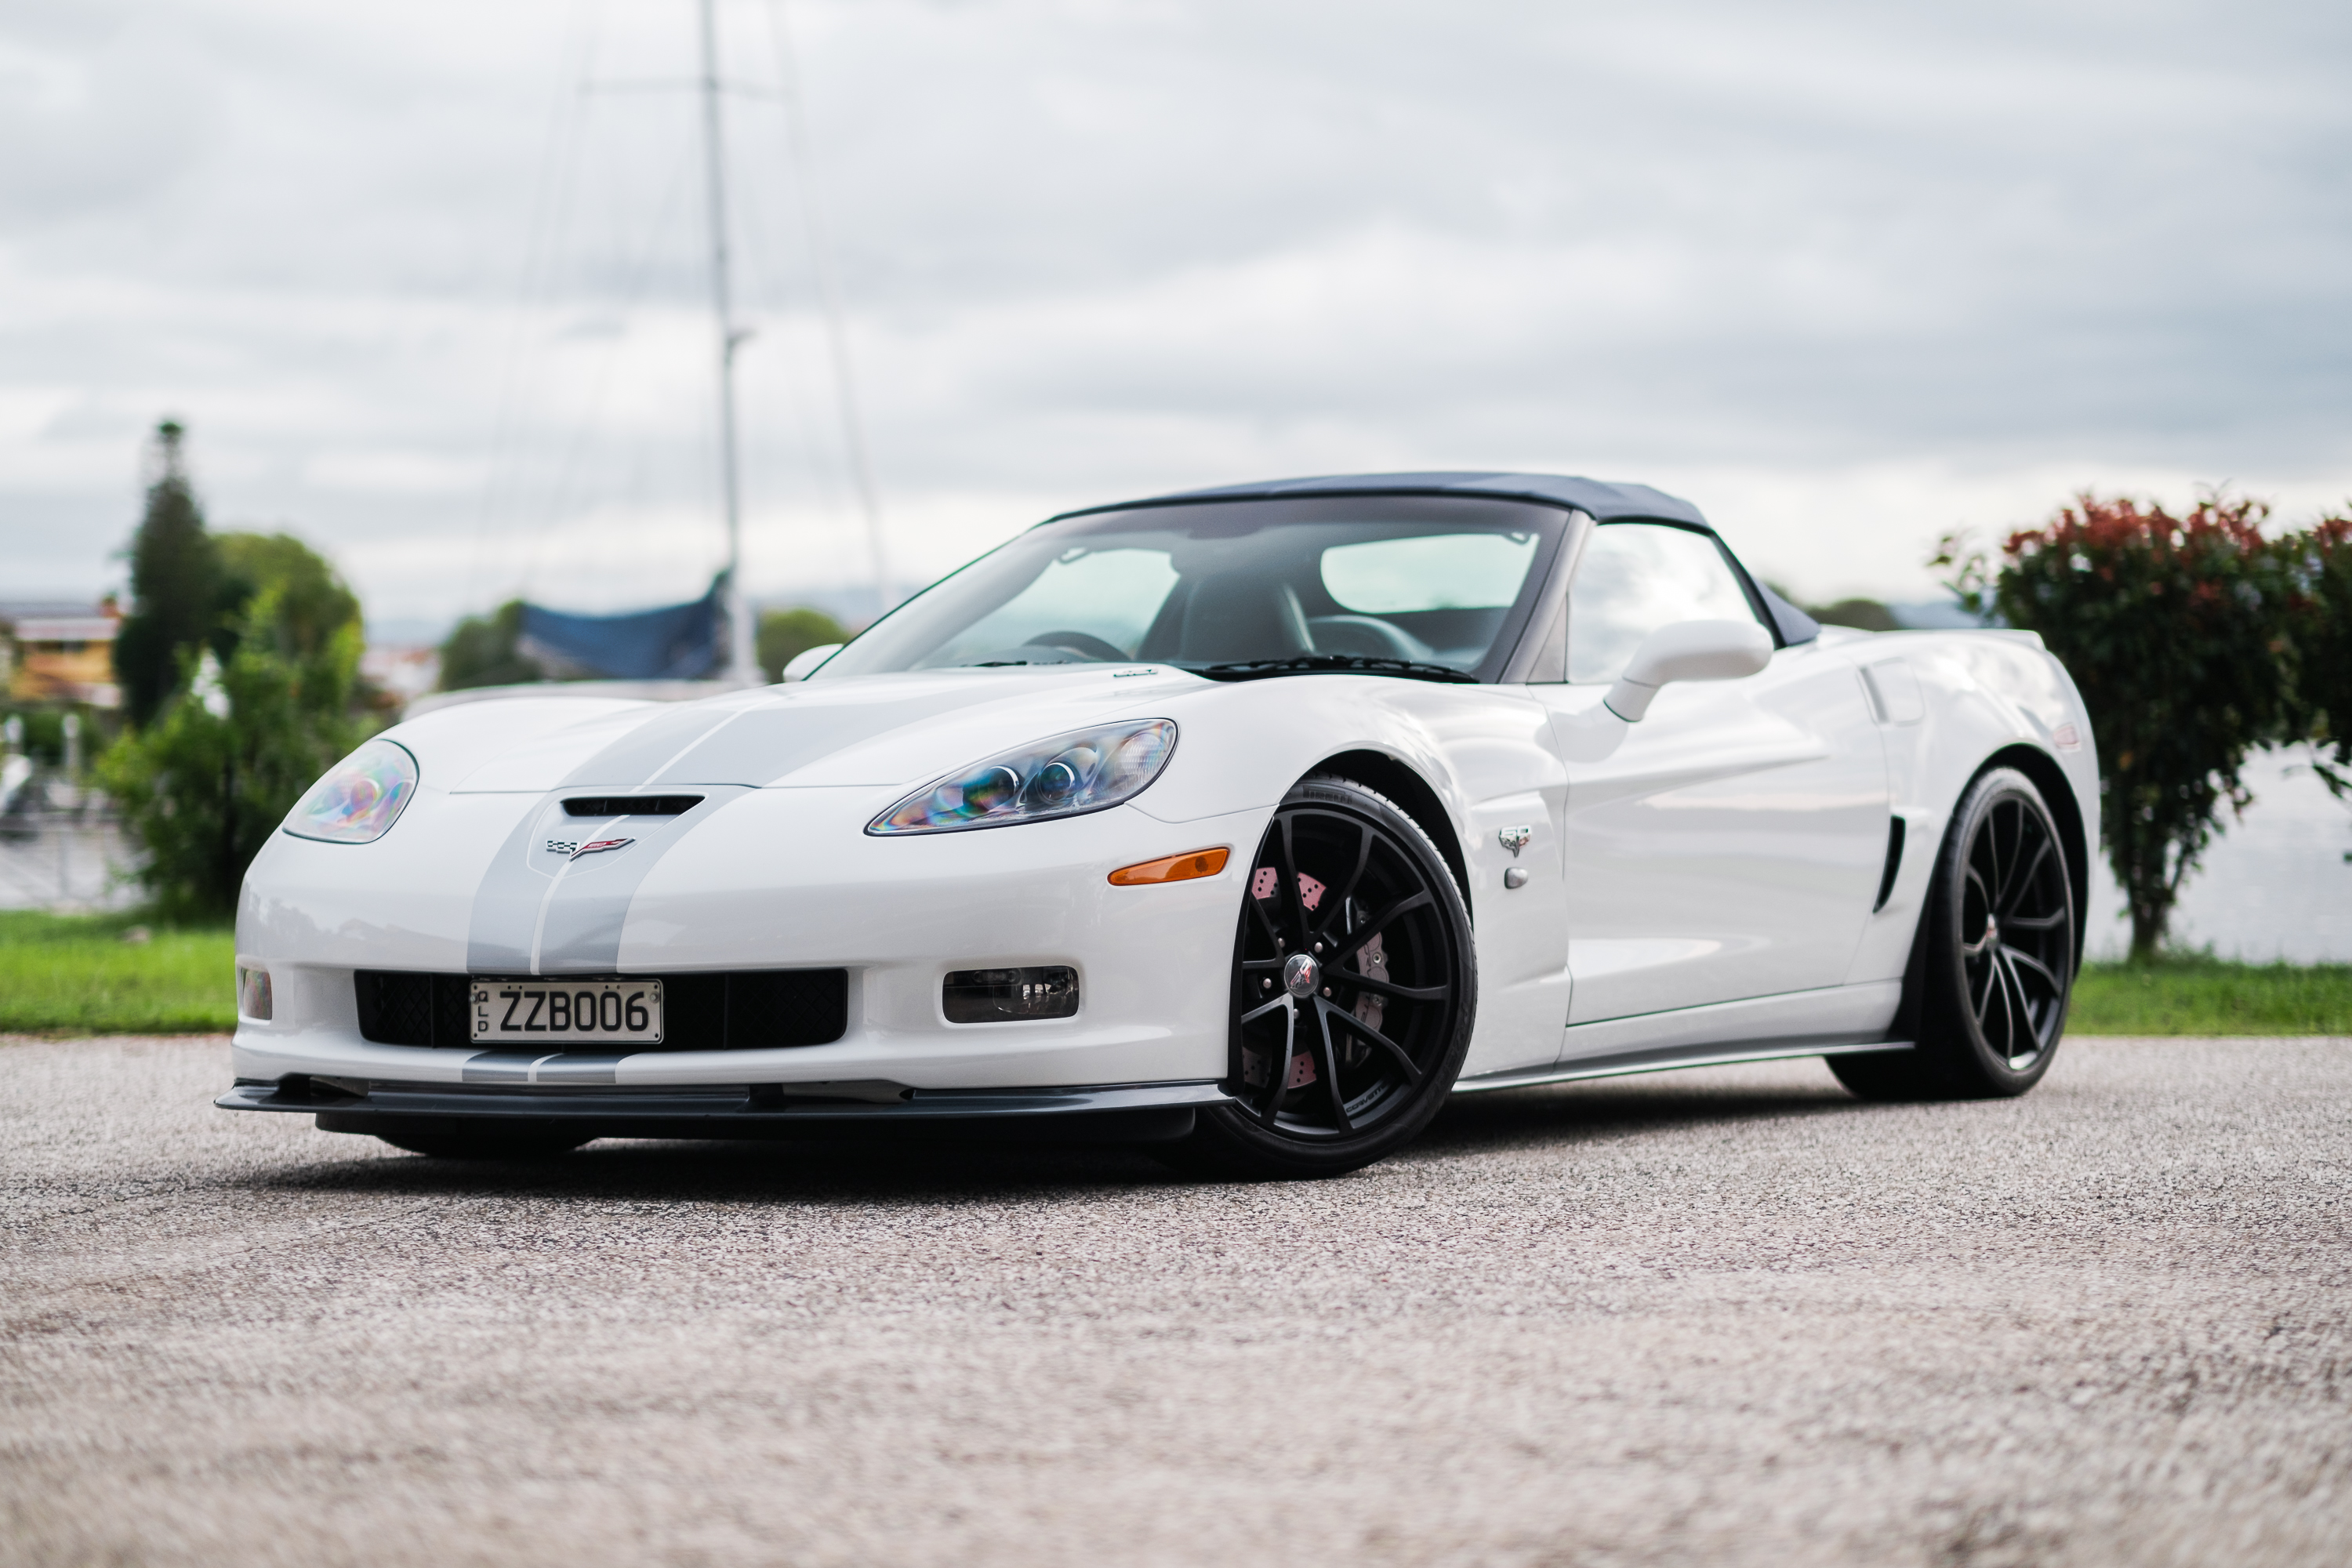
left=696, top=0, right=758, bottom=684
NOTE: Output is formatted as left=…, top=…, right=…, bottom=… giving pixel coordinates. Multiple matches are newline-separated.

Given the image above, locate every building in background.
left=358, top=642, right=441, bottom=710
left=1, top=600, right=122, bottom=710
left=1, top=600, right=126, bottom=909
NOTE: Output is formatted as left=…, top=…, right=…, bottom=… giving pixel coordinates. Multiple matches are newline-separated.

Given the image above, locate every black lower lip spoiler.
left=216, top=1077, right=1231, bottom=1144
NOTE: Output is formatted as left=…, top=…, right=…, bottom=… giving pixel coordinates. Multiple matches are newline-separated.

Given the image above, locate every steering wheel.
left=1025, top=630, right=1132, bottom=662
left=1307, top=615, right=1433, bottom=662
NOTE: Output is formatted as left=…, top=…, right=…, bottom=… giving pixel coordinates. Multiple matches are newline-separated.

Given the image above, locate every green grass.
left=2069, top=956, right=2352, bottom=1036
left=0, top=909, right=236, bottom=1034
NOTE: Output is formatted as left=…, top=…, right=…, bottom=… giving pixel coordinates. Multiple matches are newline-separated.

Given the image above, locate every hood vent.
left=561, top=795, right=703, bottom=818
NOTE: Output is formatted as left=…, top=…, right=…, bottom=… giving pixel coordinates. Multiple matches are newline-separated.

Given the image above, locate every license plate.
left=470, top=978, right=664, bottom=1045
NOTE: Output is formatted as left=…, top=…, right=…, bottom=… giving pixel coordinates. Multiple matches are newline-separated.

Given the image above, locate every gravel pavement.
left=2, top=1034, right=2347, bottom=1568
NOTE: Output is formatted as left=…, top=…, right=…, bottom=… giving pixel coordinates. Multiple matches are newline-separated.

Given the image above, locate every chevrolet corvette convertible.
left=223, top=472, right=2097, bottom=1176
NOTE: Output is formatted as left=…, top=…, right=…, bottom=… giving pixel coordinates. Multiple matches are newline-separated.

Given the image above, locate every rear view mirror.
left=1605, top=619, right=1772, bottom=720
left=782, top=643, right=844, bottom=683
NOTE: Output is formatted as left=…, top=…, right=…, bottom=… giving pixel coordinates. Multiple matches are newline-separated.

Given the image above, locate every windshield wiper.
left=1178, top=655, right=1478, bottom=684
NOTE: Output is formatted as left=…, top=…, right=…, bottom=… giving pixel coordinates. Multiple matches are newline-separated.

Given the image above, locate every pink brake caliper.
left=1250, top=866, right=1324, bottom=910
left=1243, top=866, right=1327, bottom=1089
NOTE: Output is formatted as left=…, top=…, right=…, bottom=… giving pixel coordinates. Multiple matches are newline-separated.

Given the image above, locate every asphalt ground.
left=2, top=1035, right=2347, bottom=1568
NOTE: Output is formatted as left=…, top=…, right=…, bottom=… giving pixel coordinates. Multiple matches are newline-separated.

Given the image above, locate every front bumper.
left=234, top=790, right=1265, bottom=1091
left=216, top=1076, right=1232, bottom=1144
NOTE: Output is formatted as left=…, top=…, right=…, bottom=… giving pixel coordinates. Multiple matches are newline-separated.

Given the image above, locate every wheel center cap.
left=1283, top=953, right=1321, bottom=998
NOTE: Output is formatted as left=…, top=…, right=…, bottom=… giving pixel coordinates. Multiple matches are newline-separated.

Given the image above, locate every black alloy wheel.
left=1167, top=775, right=1476, bottom=1178
left=1832, top=766, right=2076, bottom=1101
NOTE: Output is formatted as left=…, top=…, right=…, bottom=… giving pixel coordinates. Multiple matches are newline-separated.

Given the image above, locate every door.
left=1530, top=522, right=1889, bottom=1036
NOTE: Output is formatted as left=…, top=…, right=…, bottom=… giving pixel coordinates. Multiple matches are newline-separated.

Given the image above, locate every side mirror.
left=781, top=643, right=844, bottom=683
left=1604, top=619, right=1772, bottom=721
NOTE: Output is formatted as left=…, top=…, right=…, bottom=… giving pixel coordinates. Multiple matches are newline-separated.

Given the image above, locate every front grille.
left=353, top=969, right=849, bottom=1051
left=354, top=971, right=471, bottom=1047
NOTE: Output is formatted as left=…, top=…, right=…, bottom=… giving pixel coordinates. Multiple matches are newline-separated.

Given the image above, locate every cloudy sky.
left=3, top=0, right=2347, bottom=633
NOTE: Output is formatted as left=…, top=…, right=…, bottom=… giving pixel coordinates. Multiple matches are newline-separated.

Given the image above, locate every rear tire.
left=1831, top=766, right=2075, bottom=1101
left=1163, top=775, right=1476, bottom=1179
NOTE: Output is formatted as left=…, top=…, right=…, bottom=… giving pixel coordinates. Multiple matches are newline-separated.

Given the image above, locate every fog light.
left=942, top=966, right=1078, bottom=1023
left=237, top=966, right=274, bottom=1021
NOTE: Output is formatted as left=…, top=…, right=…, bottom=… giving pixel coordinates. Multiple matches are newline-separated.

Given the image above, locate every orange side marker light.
left=1108, top=846, right=1230, bottom=887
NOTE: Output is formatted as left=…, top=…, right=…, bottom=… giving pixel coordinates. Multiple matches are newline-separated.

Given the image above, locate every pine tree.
left=113, top=420, right=227, bottom=726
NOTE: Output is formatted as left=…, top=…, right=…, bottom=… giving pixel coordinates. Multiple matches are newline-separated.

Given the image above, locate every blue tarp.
left=519, top=575, right=724, bottom=681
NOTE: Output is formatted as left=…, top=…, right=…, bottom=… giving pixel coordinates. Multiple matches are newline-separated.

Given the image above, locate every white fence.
left=0, top=812, right=140, bottom=913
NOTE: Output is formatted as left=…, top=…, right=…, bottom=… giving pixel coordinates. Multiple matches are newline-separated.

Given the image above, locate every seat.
left=1177, top=577, right=1315, bottom=662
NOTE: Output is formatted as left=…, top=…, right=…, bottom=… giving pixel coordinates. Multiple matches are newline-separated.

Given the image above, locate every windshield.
left=818, top=495, right=1570, bottom=683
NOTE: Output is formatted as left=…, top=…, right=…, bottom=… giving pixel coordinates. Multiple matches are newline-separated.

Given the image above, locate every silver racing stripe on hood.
left=461, top=677, right=1151, bottom=974
left=466, top=786, right=749, bottom=975
left=551, top=688, right=986, bottom=790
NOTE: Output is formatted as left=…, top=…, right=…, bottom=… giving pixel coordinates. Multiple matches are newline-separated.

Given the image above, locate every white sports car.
left=223, top=472, right=2097, bottom=1176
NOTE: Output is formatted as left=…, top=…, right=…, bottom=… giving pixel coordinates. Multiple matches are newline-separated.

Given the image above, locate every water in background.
left=2084, top=745, right=2352, bottom=963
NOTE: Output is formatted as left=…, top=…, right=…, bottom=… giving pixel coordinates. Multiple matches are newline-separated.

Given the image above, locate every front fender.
left=1843, top=630, right=2099, bottom=986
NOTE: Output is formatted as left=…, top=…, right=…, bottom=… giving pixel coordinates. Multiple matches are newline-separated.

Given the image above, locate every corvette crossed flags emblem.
left=545, top=837, right=636, bottom=860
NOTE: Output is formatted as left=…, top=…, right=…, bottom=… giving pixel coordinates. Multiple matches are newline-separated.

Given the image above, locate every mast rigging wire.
left=761, top=0, right=891, bottom=619
left=464, top=0, right=608, bottom=617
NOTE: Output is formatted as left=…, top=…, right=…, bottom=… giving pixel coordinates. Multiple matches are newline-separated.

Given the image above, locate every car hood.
left=393, top=667, right=1212, bottom=796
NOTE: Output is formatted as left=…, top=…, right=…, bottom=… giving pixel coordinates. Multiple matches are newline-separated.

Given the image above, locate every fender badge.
left=571, top=837, right=635, bottom=860
left=1497, top=826, right=1532, bottom=858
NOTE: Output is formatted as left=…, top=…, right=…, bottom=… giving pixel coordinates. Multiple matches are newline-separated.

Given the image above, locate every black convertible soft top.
left=1058, top=470, right=1712, bottom=528
left=1054, top=469, right=1817, bottom=646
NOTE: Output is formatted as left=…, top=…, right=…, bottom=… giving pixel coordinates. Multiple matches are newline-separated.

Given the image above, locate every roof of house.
left=0, top=603, right=119, bottom=641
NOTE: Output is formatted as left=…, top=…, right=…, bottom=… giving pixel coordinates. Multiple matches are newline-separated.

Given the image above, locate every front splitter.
left=216, top=1076, right=1232, bottom=1144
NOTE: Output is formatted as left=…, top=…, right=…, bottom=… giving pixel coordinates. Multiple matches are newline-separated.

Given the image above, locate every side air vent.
left=562, top=795, right=704, bottom=818
left=353, top=969, right=848, bottom=1050
left=1873, top=817, right=1907, bottom=913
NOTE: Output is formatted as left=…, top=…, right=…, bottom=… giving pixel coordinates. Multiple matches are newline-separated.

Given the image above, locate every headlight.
left=282, top=738, right=419, bottom=844
left=868, top=719, right=1177, bottom=836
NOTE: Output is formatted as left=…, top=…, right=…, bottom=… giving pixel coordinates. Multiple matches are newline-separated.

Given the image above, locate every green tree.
left=1803, top=597, right=1900, bottom=632
left=1, top=710, right=67, bottom=766
left=216, top=532, right=363, bottom=660
left=99, top=589, right=368, bottom=920
left=2286, top=514, right=2352, bottom=799
left=113, top=420, right=230, bottom=725
left=757, top=606, right=848, bottom=682
left=436, top=601, right=543, bottom=691
left=1946, top=492, right=2295, bottom=959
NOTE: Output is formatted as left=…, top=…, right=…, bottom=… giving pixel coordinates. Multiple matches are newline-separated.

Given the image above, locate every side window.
left=1567, top=523, right=1766, bottom=684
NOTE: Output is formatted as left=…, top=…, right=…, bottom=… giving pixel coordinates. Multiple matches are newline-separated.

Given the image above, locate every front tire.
left=1166, top=775, right=1476, bottom=1178
left=1831, top=766, right=2076, bottom=1101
